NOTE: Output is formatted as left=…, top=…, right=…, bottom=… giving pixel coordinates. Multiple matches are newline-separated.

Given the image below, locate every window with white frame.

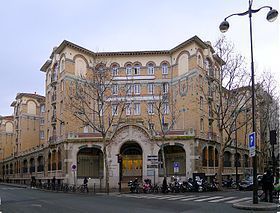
left=126, top=65, right=132, bottom=75
left=163, top=102, right=169, bottom=114
left=112, top=66, right=119, bottom=76
left=40, top=118, right=45, bottom=125
left=40, top=105, right=45, bottom=113
left=162, top=82, right=169, bottom=94
left=148, top=83, right=154, bottom=94
left=147, top=63, right=154, bottom=75
left=126, top=84, right=132, bottom=95
left=162, top=63, right=168, bottom=75
left=148, top=102, right=154, bottom=115
left=126, top=103, right=131, bottom=115
left=83, top=125, right=89, bottom=133
left=40, top=131, right=44, bottom=139
left=134, top=103, right=141, bottom=115
left=134, top=84, right=141, bottom=95
left=134, top=64, right=140, bottom=75
left=112, top=84, right=118, bottom=95
left=112, top=104, right=118, bottom=116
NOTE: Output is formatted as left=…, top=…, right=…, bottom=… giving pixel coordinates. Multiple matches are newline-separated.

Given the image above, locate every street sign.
left=147, top=155, right=158, bottom=161
left=71, top=164, right=77, bottom=172
left=174, top=162, right=179, bottom=173
left=248, top=132, right=256, bottom=157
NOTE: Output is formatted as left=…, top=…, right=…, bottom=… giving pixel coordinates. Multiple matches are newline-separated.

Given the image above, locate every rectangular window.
left=134, top=84, right=141, bottom=95
left=148, top=102, right=154, bottom=115
left=134, top=65, right=140, bottom=75
left=40, top=105, right=45, bottom=113
left=162, top=83, right=169, bottom=94
left=40, top=118, right=45, bottom=125
left=112, top=84, right=118, bottom=95
left=162, top=64, right=168, bottom=75
left=126, top=103, right=131, bottom=115
left=40, top=131, right=44, bottom=139
left=126, top=66, right=132, bottom=75
left=134, top=103, right=141, bottom=115
left=126, top=84, right=132, bottom=95
left=83, top=125, right=89, bottom=133
left=148, top=83, right=154, bottom=94
left=163, top=102, right=169, bottom=114
left=148, top=65, right=154, bottom=75
left=112, top=67, right=119, bottom=76
left=200, top=118, right=204, bottom=132
left=148, top=123, right=154, bottom=130
left=112, top=104, right=118, bottom=116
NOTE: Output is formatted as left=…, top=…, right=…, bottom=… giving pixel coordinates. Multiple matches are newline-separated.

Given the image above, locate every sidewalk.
left=0, top=182, right=28, bottom=188
left=233, top=200, right=279, bottom=211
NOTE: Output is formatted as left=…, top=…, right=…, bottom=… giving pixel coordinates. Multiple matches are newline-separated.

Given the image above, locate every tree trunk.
left=103, top=140, right=109, bottom=194
left=160, top=144, right=167, bottom=178
left=217, top=129, right=225, bottom=190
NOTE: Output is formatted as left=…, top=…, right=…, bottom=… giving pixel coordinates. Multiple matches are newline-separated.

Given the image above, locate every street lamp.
left=219, top=0, right=278, bottom=204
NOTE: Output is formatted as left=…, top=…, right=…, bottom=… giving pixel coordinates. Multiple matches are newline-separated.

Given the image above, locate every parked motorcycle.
left=128, top=178, right=140, bottom=193
left=143, top=179, right=152, bottom=193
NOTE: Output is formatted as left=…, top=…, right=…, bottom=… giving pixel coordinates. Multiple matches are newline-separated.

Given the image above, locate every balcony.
left=51, top=115, right=56, bottom=125
left=51, top=94, right=57, bottom=105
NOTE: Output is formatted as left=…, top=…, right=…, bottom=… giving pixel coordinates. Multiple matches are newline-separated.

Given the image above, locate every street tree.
left=66, top=59, right=127, bottom=193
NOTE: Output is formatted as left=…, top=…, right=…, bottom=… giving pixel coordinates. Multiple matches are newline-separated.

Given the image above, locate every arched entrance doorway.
left=77, top=147, right=104, bottom=178
left=120, top=142, right=142, bottom=181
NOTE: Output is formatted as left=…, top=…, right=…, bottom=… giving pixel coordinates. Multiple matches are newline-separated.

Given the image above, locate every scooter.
left=143, top=179, right=152, bottom=193
left=128, top=179, right=140, bottom=193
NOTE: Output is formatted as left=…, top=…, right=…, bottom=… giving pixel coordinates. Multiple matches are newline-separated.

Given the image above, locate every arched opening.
left=23, top=159, right=28, bottom=173
left=120, top=142, right=143, bottom=180
left=158, top=145, right=186, bottom=176
left=234, top=153, right=241, bottom=167
left=6, top=164, right=9, bottom=175
left=52, top=150, right=56, bottom=171
left=202, top=147, right=207, bottom=166
left=224, top=151, right=232, bottom=167
left=48, top=152, right=51, bottom=171
left=30, top=158, right=35, bottom=173
left=9, top=163, right=13, bottom=175
left=37, top=156, right=44, bottom=172
left=208, top=146, right=214, bottom=167
left=77, top=147, right=104, bottom=178
left=215, top=149, right=219, bottom=167
left=58, top=150, right=62, bottom=170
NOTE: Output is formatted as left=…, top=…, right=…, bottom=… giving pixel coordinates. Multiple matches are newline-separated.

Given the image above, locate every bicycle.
left=77, top=184, right=89, bottom=193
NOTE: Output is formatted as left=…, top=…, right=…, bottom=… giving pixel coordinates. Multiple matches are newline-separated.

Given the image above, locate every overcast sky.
left=0, top=0, right=279, bottom=116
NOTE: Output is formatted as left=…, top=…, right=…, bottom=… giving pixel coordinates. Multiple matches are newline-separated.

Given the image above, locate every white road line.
left=180, top=196, right=208, bottom=201
left=167, top=195, right=196, bottom=200
left=225, top=197, right=252, bottom=203
left=208, top=196, right=237, bottom=203
left=194, top=196, right=222, bottom=202
left=0, top=197, right=1, bottom=205
left=154, top=195, right=180, bottom=200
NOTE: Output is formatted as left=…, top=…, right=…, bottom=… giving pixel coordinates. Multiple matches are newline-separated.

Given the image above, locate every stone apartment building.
left=0, top=35, right=267, bottom=188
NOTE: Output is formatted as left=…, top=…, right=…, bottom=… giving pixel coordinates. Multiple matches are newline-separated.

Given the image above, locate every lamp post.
left=219, top=0, right=278, bottom=204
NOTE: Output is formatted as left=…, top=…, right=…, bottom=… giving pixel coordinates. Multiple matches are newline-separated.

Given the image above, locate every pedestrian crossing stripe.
left=116, top=194, right=252, bottom=204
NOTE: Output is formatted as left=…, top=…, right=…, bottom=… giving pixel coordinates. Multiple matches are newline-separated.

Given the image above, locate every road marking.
left=194, top=196, right=222, bottom=202
left=0, top=197, right=1, bottom=205
left=180, top=196, right=208, bottom=201
left=208, top=196, right=236, bottom=203
left=31, top=204, right=42, bottom=207
left=225, top=197, right=251, bottom=203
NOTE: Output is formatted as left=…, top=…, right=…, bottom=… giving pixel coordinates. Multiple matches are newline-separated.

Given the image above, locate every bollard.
left=93, top=183, right=95, bottom=195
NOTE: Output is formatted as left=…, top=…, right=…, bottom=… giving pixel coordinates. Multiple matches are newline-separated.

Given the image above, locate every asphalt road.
left=0, top=185, right=278, bottom=213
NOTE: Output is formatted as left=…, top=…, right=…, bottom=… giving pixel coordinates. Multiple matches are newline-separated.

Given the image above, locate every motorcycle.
left=128, top=179, right=140, bottom=193
left=143, top=179, right=152, bottom=193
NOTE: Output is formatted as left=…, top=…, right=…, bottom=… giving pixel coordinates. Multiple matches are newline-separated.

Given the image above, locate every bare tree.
left=257, top=70, right=280, bottom=173
left=145, top=83, right=180, bottom=178
left=201, top=36, right=252, bottom=189
left=66, top=59, right=127, bottom=193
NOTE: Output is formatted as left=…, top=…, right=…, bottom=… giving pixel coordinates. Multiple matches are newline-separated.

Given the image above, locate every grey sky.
left=0, top=0, right=279, bottom=115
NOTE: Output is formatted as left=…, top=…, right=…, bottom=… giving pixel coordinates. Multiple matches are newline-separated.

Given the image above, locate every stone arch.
left=196, top=48, right=205, bottom=67
left=59, top=53, right=66, bottom=73
left=224, top=151, right=232, bottom=167
left=5, top=122, right=13, bottom=133
left=37, top=155, right=44, bottom=172
left=77, top=147, right=104, bottom=178
left=146, top=61, right=156, bottom=67
left=29, top=157, right=35, bottom=173
left=27, top=100, right=37, bottom=115
left=158, top=144, right=186, bottom=176
left=177, top=51, right=190, bottom=76
left=74, top=55, right=88, bottom=77
left=111, top=124, right=151, bottom=142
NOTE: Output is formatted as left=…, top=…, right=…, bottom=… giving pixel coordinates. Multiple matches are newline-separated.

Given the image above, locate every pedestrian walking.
left=261, top=169, right=274, bottom=202
left=83, top=177, right=89, bottom=193
left=52, top=176, right=56, bottom=190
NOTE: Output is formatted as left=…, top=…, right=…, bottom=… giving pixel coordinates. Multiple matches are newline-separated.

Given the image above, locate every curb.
left=232, top=201, right=278, bottom=211
left=0, top=183, right=28, bottom=189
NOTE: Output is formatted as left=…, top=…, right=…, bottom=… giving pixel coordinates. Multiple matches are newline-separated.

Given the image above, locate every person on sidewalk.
left=83, top=177, right=89, bottom=193
left=261, top=169, right=274, bottom=202
left=52, top=176, right=56, bottom=190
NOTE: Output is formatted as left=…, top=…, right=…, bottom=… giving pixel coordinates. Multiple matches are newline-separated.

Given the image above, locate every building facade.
left=1, top=36, right=267, bottom=188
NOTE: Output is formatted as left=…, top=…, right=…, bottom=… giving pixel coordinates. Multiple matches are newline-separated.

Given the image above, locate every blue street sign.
left=174, top=162, right=179, bottom=168
left=248, top=132, right=256, bottom=157
left=249, top=132, right=255, bottom=148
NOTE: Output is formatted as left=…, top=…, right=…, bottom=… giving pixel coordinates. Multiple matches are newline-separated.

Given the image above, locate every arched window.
left=162, top=63, right=168, bottom=75
left=224, top=151, right=232, bottom=167
left=133, top=63, right=141, bottom=75
left=75, top=57, right=87, bottom=77
left=58, top=149, right=62, bottom=170
left=30, top=158, right=35, bottom=173
left=27, top=101, right=36, bottom=114
left=111, top=64, right=119, bottom=76
left=202, top=147, right=207, bottom=166
left=215, top=149, right=219, bottom=166
left=5, top=122, right=13, bottom=133
left=60, top=59, right=65, bottom=73
left=126, top=64, right=132, bottom=75
left=37, top=156, right=44, bottom=172
left=147, top=63, right=155, bottom=75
